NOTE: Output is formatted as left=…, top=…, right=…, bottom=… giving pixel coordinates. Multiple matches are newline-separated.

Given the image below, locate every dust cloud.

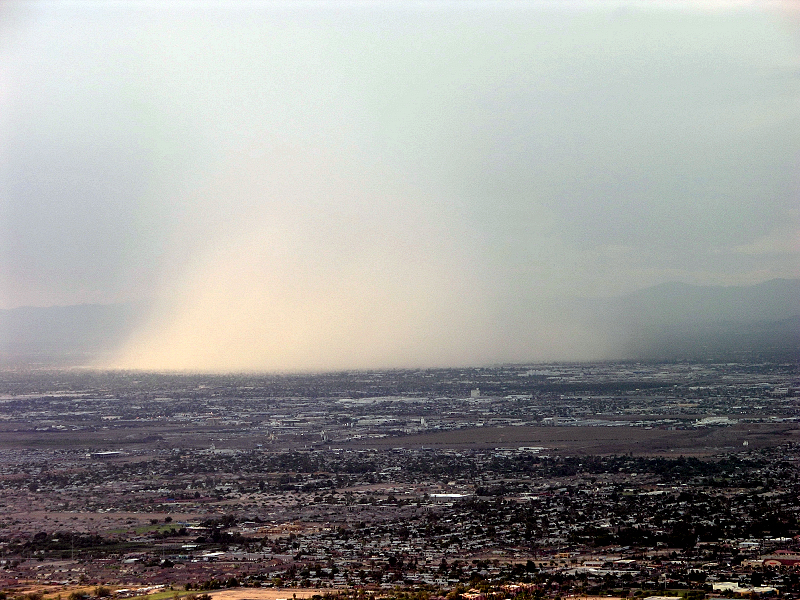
left=110, top=144, right=608, bottom=372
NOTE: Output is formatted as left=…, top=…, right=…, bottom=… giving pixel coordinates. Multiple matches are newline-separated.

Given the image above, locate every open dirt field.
left=349, top=423, right=800, bottom=456
left=6, top=421, right=795, bottom=457
left=208, top=589, right=337, bottom=600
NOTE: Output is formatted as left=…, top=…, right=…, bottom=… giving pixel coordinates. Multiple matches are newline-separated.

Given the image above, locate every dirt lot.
left=349, top=423, right=800, bottom=456
left=2, top=420, right=798, bottom=457
left=208, top=590, right=337, bottom=600
left=14, top=587, right=338, bottom=600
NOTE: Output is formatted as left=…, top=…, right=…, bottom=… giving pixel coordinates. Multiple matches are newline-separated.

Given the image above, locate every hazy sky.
left=1, top=1, right=798, bottom=370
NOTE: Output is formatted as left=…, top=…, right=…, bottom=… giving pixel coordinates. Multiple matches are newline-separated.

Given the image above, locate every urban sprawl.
left=0, top=362, right=798, bottom=600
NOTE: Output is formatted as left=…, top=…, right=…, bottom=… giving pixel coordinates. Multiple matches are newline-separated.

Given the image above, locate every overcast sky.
left=1, top=1, right=798, bottom=370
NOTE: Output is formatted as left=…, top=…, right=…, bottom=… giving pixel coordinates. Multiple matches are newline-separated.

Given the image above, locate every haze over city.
left=2, top=6, right=800, bottom=598
left=1, top=0, right=799, bottom=371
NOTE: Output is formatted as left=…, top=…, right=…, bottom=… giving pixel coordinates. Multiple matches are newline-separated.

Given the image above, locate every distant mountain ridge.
left=0, top=302, right=146, bottom=366
left=597, top=278, right=800, bottom=361
left=611, top=278, right=800, bottom=325
left=0, top=279, right=797, bottom=367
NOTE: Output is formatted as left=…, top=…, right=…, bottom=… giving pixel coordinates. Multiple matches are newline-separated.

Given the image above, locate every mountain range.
left=590, top=278, right=800, bottom=361
left=0, top=302, right=145, bottom=367
left=1, top=278, right=798, bottom=367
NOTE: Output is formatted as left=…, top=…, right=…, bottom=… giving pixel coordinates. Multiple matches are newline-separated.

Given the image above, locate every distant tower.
left=471, top=388, right=481, bottom=398
left=420, top=417, right=427, bottom=428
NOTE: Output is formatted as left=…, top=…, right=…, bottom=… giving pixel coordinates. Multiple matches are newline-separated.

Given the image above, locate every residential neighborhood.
left=0, top=363, right=798, bottom=600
